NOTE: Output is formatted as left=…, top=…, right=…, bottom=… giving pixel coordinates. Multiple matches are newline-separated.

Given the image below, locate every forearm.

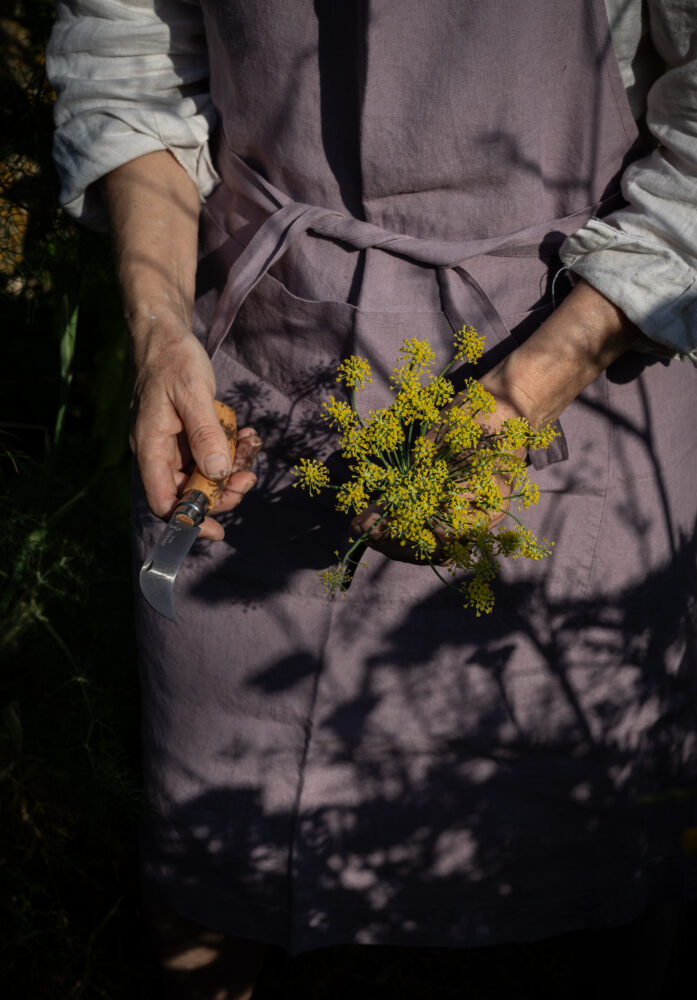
left=481, top=279, right=639, bottom=427
left=102, top=149, right=200, bottom=359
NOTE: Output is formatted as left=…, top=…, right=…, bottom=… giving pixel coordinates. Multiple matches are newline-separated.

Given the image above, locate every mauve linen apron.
left=133, top=0, right=697, bottom=952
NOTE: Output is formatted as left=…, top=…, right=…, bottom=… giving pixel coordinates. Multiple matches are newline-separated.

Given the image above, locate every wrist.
left=127, top=297, right=193, bottom=339
left=118, top=262, right=196, bottom=340
left=129, top=308, right=201, bottom=372
left=482, top=279, right=638, bottom=426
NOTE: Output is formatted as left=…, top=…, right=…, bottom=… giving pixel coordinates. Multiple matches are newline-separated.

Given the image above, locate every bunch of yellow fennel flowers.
left=292, top=325, right=556, bottom=614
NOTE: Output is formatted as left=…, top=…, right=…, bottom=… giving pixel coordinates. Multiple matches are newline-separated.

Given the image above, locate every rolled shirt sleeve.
left=47, top=0, right=219, bottom=231
left=561, top=0, right=697, bottom=361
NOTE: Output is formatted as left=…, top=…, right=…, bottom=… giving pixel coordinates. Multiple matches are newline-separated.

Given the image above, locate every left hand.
left=351, top=278, right=640, bottom=564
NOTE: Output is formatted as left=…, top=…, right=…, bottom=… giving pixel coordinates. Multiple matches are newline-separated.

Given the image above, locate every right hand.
left=130, top=312, right=261, bottom=540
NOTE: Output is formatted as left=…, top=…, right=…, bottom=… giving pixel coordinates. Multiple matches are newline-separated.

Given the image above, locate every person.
left=48, top=2, right=697, bottom=997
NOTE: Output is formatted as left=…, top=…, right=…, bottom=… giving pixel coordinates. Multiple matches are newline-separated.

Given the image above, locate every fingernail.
left=203, top=453, right=231, bottom=479
left=241, top=475, right=256, bottom=493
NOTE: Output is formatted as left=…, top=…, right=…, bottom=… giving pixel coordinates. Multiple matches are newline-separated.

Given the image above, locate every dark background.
left=0, top=3, right=695, bottom=996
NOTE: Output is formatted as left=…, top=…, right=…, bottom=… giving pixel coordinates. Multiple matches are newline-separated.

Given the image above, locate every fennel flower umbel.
left=292, top=326, right=556, bottom=615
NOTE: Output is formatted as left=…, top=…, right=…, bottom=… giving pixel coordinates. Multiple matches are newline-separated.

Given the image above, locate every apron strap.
left=206, top=201, right=333, bottom=357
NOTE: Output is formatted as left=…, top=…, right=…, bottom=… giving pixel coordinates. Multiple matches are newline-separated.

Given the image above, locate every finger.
left=172, top=428, right=261, bottom=492
left=196, top=472, right=256, bottom=540
left=141, top=464, right=181, bottom=519
left=350, top=507, right=425, bottom=564
left=198, top=427, right=261, bottom=517
left=175, top=386, right=235, bottom=481
left=196, top=427, right=262, bottom=534
left=172, top=468, right=190, bottom=493
left=135, top=421, right=184, bottom=519
left=489, top=509, right=507, bottom=529
left=350, top=504, right=382, bottom=540
left=131, top=383, right=189, bottom=517
left=367, top=535, right=424, bottom=563
left=230, top=427, right=262, bottom=472
left=210, top=470, right=257, bottom=514
left=198, top=515, right=226, bottom=541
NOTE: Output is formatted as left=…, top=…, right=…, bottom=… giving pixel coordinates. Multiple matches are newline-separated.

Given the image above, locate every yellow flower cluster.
left=336, top=479, right=369, bottom=514
left=291, top=326, right=557, bottom=613
left=453, top=324, right=485, bottom=363
left=365, top=408, right=405, bottom=454
left=400, top=337, right=436, bottom=369
left=319, top=564, right=352, bottom=591
left=292, top=457, right=330, bottom=496
left=322, top=398, right=358, bottom=433
left=336, top=355, right=372, bottom=390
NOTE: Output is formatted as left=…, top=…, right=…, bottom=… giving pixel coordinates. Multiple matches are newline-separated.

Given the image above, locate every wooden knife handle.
left=180, top=400, right=238, bottom=514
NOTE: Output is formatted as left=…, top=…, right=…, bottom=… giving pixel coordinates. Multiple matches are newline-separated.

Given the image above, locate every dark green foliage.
left=0, top=5, right=147, bottom=997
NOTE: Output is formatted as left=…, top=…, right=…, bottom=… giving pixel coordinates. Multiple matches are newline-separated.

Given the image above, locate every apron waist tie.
left=206, top=147, right=619, bottom=360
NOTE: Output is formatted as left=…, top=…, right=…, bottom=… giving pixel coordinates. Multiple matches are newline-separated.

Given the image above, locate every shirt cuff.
left=560, top=217, right=697, bottom=365
left=53, top=107, right=220, bottom=232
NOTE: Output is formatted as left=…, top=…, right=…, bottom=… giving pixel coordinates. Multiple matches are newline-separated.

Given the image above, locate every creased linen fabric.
left=47, top=0, right=697, bottom=359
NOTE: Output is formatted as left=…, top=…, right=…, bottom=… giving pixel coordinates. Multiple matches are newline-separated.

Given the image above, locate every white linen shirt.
left=46, top=0, right=697, bottom=361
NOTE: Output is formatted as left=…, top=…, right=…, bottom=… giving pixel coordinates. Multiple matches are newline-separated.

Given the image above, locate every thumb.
left=178, top=389, right=233, bottom=480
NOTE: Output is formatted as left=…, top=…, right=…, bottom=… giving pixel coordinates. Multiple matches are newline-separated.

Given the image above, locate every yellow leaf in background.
left=681, top=827, right=697, bottom=856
